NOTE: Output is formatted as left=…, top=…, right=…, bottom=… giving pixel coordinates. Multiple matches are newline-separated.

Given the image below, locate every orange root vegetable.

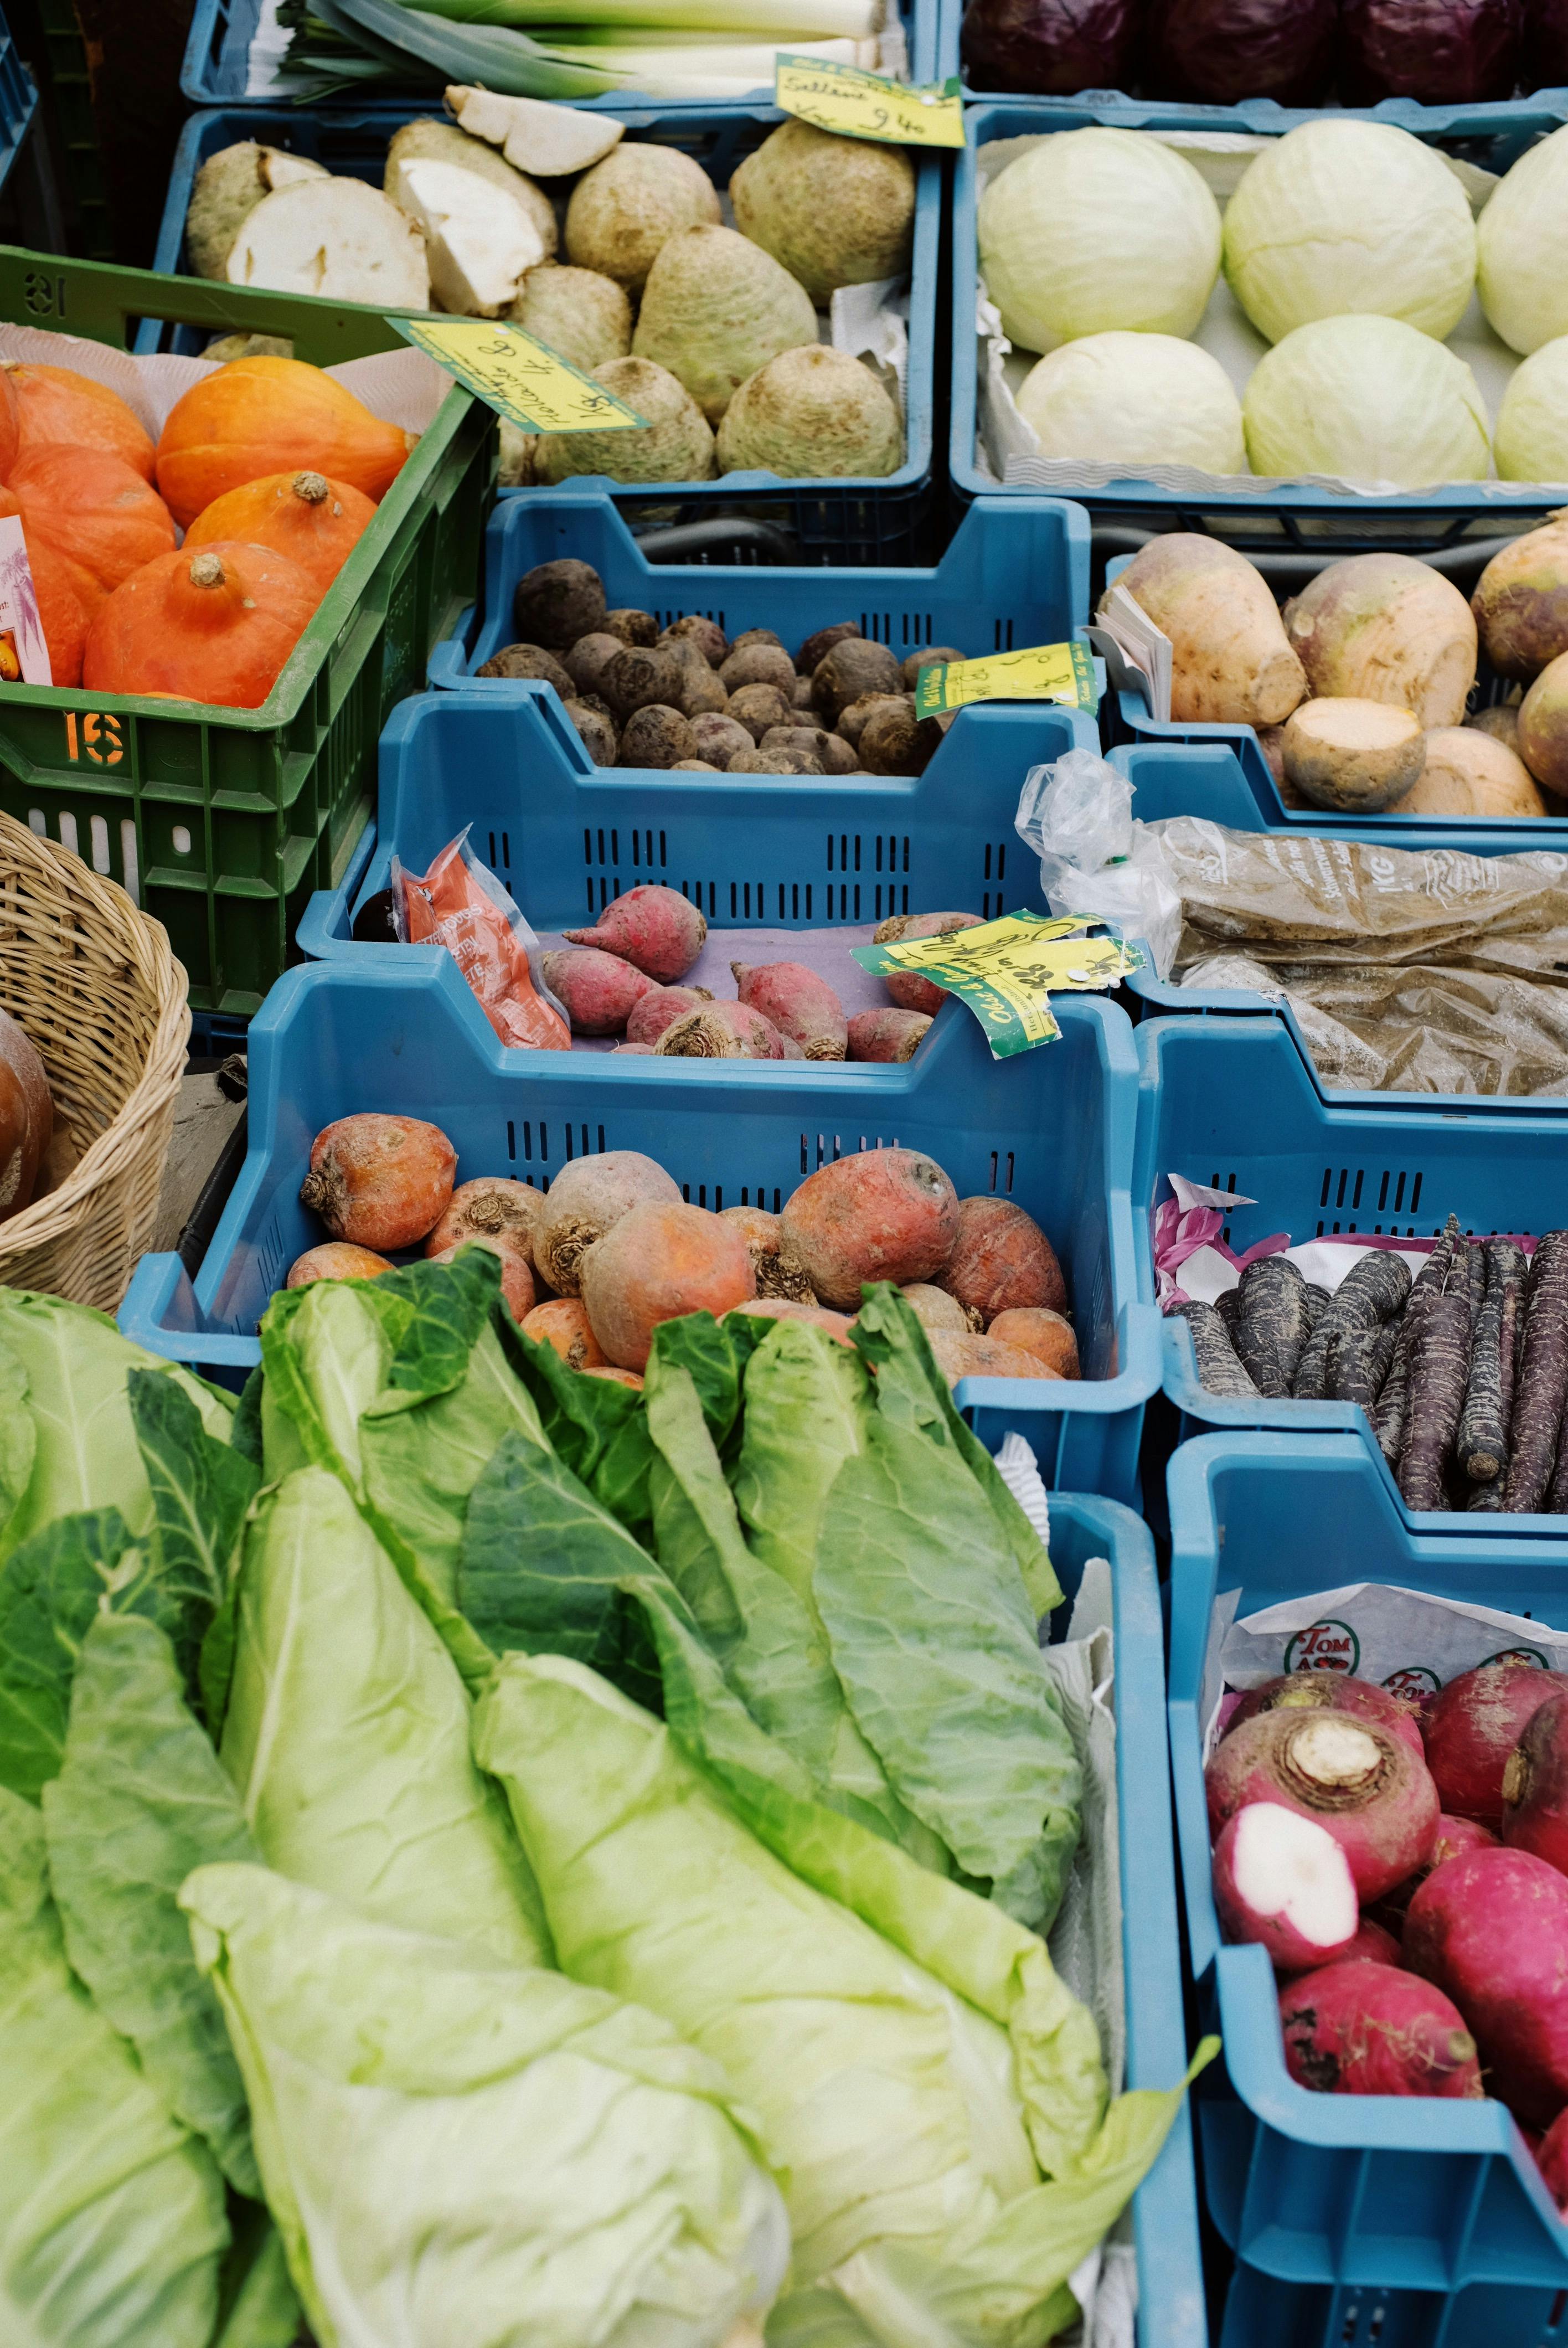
left=731, top=960, right=847, bottom=1060
left=429, top=1237, right=534, bottom=1321
left=987, top=1306, right=1081, bottom=1377
left=725, top=1296, right=854, bottom=1345
left=6, top=447, right=177, bottom=612
left=720, top=1203, right=814, bottom=1300
left=581, top=1200, right=756, bottom=1370
left=522, top=1297, right=606, bottom=1369
left=540, top=945, right=658, bottom=1036
left=285, top=1242, right=393, bottom=1286
left=625, top=985, right=716, bottom=1047
left=425, top=1176, right=544, bottom=1266
left=848, top=1007, right=932, bottom=1062
left=532, top=1150, right=680, bottom=1296
left=781, top=1147, right=960, bottom=1308
left=654, top=1002, right=782, bottom=1058
left=871, top=912, right=983, bottom=1016
left=614, top=1042, right=654, bottom=1054
left=563, top=883, right=707, bottom=982
left=937, top=1196, right=1066, bottom=1321
left=898, top=1282, right=979, bottom=1333
left=927, top=1331, right=1064, bottom=1383
left=299, top=1113, right=456, bottom=1250
left=583, top=1366, right=644, bottom=1387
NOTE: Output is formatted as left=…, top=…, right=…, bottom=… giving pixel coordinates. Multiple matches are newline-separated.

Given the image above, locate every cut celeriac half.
left=226, top=178, right=430, bottom=308
left=445, top=84, right=625, bottom=176
left=391, top=158, right=546, bottom=315
left=185, top=141, right=330, bottom=281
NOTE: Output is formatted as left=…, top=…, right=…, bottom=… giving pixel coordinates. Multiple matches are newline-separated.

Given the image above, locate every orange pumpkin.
left=0, top=487, right=88, bottom=686
left=154, top=358, right=416, bottom=529
left=0, top=370, right=19, bottom=482
left=7, top=447, right=176, bottom=616
left=6, top=364, right=156, bottom=481
left=184, top=468, right=376, bottom=597
left=82, top=541, right=319, bottom=709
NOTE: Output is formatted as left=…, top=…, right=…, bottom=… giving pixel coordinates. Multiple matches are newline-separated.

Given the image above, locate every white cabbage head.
left=1479, top=124, right=1568, bottom=356
left=1494, top=335, right=1568, bottom=481
left=1223, top=119, right=1477, bottom=345
left=978, top=127, right=1221, bottom=355
left=1016, top=331, right=1245, bottom=473
left=1242, top=313, right=1490, bottom=487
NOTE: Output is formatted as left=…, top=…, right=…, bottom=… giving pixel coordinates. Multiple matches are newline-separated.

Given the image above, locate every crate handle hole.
left=172, top=825, right=192, bottom=857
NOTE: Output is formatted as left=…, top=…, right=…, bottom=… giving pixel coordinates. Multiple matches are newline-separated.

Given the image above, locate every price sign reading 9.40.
left=392, top=316, right=651, bottom=435
left=773, top=58, right=966, bottom=148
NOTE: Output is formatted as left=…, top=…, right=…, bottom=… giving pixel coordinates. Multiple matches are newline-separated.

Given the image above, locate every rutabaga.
left=182, top=1863, right=790, bottom=2348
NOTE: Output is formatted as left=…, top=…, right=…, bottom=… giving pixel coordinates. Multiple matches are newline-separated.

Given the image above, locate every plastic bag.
left=1015, top=748, right=1185, bottom=980
left=392, top=830, right=571, bottom=1053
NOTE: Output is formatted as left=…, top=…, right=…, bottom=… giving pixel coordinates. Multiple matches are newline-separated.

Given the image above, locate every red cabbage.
left=1339, top=0, right=1522, bottom=100
left=960, top=0, right=1140, bottom=93
left=1523, top=0, right=1568, bottom=83
left=1151, top=0, right=1337, bottom=103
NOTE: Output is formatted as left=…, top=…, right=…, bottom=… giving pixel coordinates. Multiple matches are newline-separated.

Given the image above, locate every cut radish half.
left=1214, top=1801, right=1360, bottom=1971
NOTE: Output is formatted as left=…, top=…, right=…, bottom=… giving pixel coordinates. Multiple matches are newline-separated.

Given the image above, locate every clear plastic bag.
left=392, top=828, right=571, bottom=1053
left=1015, top=749, right=1185, bottom=979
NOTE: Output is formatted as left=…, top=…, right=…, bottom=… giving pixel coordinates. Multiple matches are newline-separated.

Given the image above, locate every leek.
left=422, top=0, right=881, bottom=31
left=305, top=0, right=638, bottom=92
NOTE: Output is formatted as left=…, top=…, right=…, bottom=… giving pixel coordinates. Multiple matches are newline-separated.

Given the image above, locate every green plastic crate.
left=0, top=245, right=495, bottom=1015
left=34, top=0, right=110, bottom=259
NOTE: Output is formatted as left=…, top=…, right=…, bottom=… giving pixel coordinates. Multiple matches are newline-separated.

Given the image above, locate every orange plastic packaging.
left=393, top=830, right=570, bottom=1052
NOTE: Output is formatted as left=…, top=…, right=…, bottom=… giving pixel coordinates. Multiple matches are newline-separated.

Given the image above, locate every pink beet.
left=613, top=1041, right=654, bottom=1054
left=1211, top=1802, right=1359, bottom=1972
left=1423, top=1663, right=1568, bottom=1825
left=1536, top=2108, right=1568, bottom=2211
left=848, top=1007, right=932, bottom=1063
left=1503, top=1691, right=1568, bottom=1876
left=1373, top=1814, right=1500, bottom=1932
left=1225, top=1671, right=1425, bottom=1759
left=626, top=985, right=715, bottom=1048
left=1279, top=1961, right=1482, bottom=2098
left=1206, top=1708, right=1439, bottom=1903
left=564, top=883, right=707, bottom=982
left=731, top=961, right=847, bottom=1061
left=654, top=1000, right=783, bottom=1059
left=873, top=910, right=983, bottom=1017
left=541, top=946, right=658, bottom=1036
left=1405, top=1846, right=1568, bottom=2124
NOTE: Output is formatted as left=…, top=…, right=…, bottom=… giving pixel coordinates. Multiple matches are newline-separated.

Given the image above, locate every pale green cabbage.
left=220, top=1464, right=550, bottom=1964
left=1494, top=333, right=1568, bottom=480
left=1242, top=314, right=1489, bottom=487
left=1222, top=120, right=1476, bottom=346
left=1015, top=332, right=1245, bottom=473
left=182, top=1860, right=789, bottom=2348
left=0, top=1784, right=228, bottom=2346
left=1479, top=122, right=1568, bottom=356
left=977, top=128, right=1221, bottom=355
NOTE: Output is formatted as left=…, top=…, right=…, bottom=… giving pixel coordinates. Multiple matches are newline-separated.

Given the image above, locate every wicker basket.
left=0, top=808, right=189, bottom=1311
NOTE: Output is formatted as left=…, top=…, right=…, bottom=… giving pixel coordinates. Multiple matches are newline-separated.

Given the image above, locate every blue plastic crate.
left=1212, top=2263, right=1568, bottom=2348
left=1167, top=1432, right=1568, bottom=2320
left=951, top=101, right=1568, bottom=545
left=180, top=0, right=936, bottom=107
left=154, top=107, right=940, bottom=563
left=116, top=952, right=1160, bottom=1496
left=0, top=6, right=37, bottom=200
left=430, top=488, right=1091, bottom=687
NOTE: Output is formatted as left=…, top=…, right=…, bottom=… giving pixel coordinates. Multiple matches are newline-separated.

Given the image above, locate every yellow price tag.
left=915, top=640, right=1098, bottom=717
left=853, top=913, right=1141, bottom=1059
left=391, top=316, right=649, bottom=435
left=773, top=57, right=966, bottom=148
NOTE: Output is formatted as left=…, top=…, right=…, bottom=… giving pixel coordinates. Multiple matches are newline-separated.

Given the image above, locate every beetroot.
left=625, top=985, right=715, bottom=1047
left=654, top=1002, right=783, bottom=1059
left=425, top=1177, right=543, bottom=1266
left=1536, top=2108, right=1568, bottom=2212
left=531, top=1151, right=680, bottom=1296
left=299, top=1114, right=456, bottom=1251
left=1374, top=1814, right=1501, bottom=1930
left=1280, top=1961, right=1482, bottom=2099
left=429, top=1237, right=533, bottom=1322
left=724, top=1296, right=855, bottom=1346
left=286, top=1242, right=392, bottom=1287
left=520, top=1296, right=605, bottom=1369
left=1206, top=1709, right=1440, bottom=1903
left=936, top=1195, right=1067, bottom=1323
left=1503, top=1691, right=1568, bottom=1876
left=987, top=1306, right=1080, bottom=1377
left=613, top=1042, right=654, bottom=1054
left=1225, top=1671, right=1425, bottom=1759
left=719, top=1204, right=813, bottom=1301
left=927, top=1330, right=1063, bottom=1384
left=731, top=961, right=848, bottom=1061
left=847, top=1007, right=932, bottom=1063
left=563, top=883, right=706, bottom=982
left=540, top=946, right=658, bottom=1036
left=1212, top=1801, right=1359, bottom=1972
left=781, top=1147, right=960, bottom=1309
left=1423, top=1663, right=1568, bottom=1825
left=873, top=911, right=983, bottom=1017
left=1405, top=1847, right=1568, bottom=2124
left=581, top=1200, right=756, bottom=1371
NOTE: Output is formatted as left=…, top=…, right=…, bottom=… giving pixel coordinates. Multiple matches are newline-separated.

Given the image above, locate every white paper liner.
left=972, top=127, right=1568, bottom=502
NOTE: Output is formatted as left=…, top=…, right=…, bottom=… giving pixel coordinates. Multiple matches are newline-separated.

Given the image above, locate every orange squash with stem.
left=5, top=363, right=155, bottom=479
left=6, top=447, right=176, bottom=616
left=184, top=469, right=375, bottom=597
left=154, top=357, right=416, bottom=528
left=82, top=540, right=319, bottom=708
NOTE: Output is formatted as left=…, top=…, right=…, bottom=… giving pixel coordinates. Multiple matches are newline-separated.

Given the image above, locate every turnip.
left=1388, top=728, right=1547, bottom=818
left=1422, top=1662, right=1568, bottom=1824
left=1281, top=698, right=1427, bottom=813
left=1503, top=1691, right=1568, bottom=1876
left=1472, top=513, right=1568, bottom=684
left=1225, top=1671, right=1425, bottom=1759
left=1211, top=1802, right=1359, bottom=1971
left=1102, top=535, right=1307, bottom=729
left=1282, top=554, right=1478, bottom=730
left=1405, top=1847, right=1568, bottom=2124
left=1206, top=1709, right=1440, bottom=1902
left=1333, top=1916, right=1405, bottom=1970
left=1280, top=1961, right=1482, bottom=2098
left=1374, top=1814, right=1500, bottom=1931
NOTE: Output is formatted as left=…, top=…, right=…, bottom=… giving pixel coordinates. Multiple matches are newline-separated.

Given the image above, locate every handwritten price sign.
left=391, top=316, right=651, bottom=435
left=774, top=58, right=966, bottom=148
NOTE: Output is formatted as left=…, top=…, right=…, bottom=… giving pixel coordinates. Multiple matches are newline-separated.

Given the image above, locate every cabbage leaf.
left=212, top=2212, right=302, bottom=2348
left=182, top=1860, right=788, bottom=2348
left=0, top=1783, right=228, bottom=2346
left=0, top=1505, right=145, bottom=1800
